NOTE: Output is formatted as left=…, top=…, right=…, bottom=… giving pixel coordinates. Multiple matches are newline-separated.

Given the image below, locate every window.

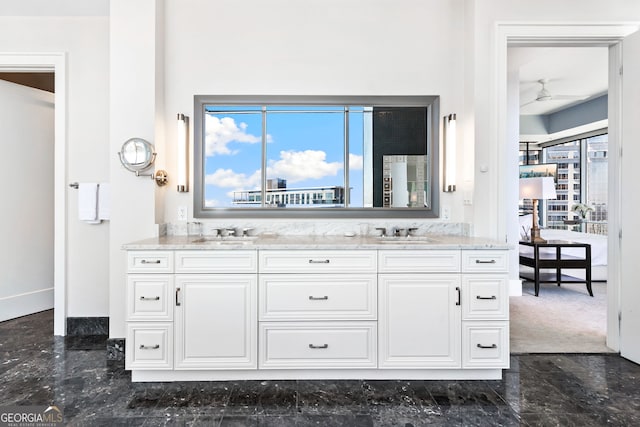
left=540, top=133, right=608, bottom=234
left=194, top=96, right=440, bottom=218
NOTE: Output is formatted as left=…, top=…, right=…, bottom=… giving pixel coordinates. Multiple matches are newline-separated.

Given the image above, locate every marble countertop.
left=123, top=234, right=509, bottom=250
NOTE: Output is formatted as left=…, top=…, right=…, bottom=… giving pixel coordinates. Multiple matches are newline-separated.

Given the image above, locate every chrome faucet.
left=225, top=228, right=236, bottom=237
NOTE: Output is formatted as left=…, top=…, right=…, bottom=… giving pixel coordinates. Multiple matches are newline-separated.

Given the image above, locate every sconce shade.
left=177, top=113, right=189, bottom=192
left=443, top=113, right=456, bottom=192
left=519, top=177, right=556, bottom=200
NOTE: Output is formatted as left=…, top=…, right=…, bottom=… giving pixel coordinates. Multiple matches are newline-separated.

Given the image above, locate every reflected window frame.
left=193, top=95, right=440, bottom=219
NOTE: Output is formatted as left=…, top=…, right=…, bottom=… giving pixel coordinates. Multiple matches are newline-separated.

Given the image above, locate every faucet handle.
left=242, top=228, right=254, bottom=237
left=408, top=227, right=419, bottom=236
left=375, top=227, right=387, bottom=237
left=225, top=228, right=237, bottom=237
left=211, top=228, right=221, bottom=237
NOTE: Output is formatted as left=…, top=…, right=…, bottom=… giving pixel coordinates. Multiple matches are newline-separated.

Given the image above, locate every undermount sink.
left=190, top=237, right=257, bottom=245
left=376, top=237, right=438, bottom=244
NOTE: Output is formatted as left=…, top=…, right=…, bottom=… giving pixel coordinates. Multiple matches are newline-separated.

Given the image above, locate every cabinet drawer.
left=175, top=250, right=257, bottom=273
left=259, top=274, right=376, bottom=321
left=461, top=251, right=508, bottom=273
left=125, top=323, right=173, bottom=370
left=127, top=275, right=174, bottom=321
left=378, top=250, right=460, bottom=273
left=259, top=322, right=377, bottom=368
left=462, top=322, right=509, bottom=369
left=127, top=251, right=174, bottom=273
left=461, top=275, right=508, bottom=320
left=259, top=250, right=376, bottom=274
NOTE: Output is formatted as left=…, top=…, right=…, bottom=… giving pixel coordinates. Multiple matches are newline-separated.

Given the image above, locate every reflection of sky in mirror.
left=203, top=106, right=365, bottom=208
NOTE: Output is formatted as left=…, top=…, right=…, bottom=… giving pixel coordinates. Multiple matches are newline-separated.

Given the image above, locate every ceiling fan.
left=520, top=78, right=589, bottom=107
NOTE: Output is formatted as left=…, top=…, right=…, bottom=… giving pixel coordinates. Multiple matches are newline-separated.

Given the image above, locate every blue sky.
left=203, top=106, right=364, bottom=207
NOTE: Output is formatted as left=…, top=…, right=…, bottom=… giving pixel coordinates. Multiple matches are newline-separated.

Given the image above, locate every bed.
left=519, top=215, right=608, bottom=281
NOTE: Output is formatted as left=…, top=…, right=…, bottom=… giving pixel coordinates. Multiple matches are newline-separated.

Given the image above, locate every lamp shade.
left=519, top=177, right=556, bottom=200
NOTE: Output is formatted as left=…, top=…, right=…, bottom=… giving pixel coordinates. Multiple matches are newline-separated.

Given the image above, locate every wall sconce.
left=443, top=113, right=457, bottom=192
left=177, top=113, right=189, bottom=192
left=519, top=176, right=557, bottom=243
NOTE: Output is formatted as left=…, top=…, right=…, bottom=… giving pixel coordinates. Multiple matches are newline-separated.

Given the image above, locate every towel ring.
left=118, top=138, right=168, bottom=186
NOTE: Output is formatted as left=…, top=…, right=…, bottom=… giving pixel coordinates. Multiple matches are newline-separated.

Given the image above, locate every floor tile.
left=2, top=311, right=640, bottom=426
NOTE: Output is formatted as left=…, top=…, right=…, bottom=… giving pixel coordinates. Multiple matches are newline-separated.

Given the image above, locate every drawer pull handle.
left=140, top=296, right=160, bottom=301
left=476, top=295, right=497, bottom=300
left=475, top=259, right=496, bottom=264
left=308, top=259, right=330, bottom=264
left=309, top=296, right=329, bottom=300
left=455, top=287, right=461, bottom=306
left=141, top=259, right=161, bottom=264
left=139, top=344, right=160, bottom=350
left=477, top=343, right=497, bottom=349
left=176, top=287, right=181, bottom=306
left=309, top=344, right=329, bottom=349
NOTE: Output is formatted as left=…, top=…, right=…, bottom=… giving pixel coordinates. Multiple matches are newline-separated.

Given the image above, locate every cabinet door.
left=174, top=274, right=257, bottom=369
left=379, top=274, right=461, bottom=368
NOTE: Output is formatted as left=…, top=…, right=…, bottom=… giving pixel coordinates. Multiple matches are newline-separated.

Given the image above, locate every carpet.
left=509, top=280, right=614, bottom=353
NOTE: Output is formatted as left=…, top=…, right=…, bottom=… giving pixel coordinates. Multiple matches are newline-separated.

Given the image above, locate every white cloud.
left=349, top=153, right=363, bottom=170
left=205, top=149, right=345, bottom=192
left=205, top=115, right=261, bottom=156
left=267, top=150, right=343, bottom=184
left=205, top=168, right=262, bottom=189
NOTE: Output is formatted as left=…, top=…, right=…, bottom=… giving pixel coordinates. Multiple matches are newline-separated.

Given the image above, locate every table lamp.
left=519, top=176, right=557, bottom=243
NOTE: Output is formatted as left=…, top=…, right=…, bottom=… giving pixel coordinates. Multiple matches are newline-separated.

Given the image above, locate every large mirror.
left=193, top=96, right=440, bottom=218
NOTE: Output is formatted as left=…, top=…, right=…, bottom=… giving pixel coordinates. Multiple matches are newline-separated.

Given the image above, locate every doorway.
left=493, top=23, right=639, bottom=355
left=508, top=46, right=611, bottom=353
left=0, top=53, right=67, bottom=335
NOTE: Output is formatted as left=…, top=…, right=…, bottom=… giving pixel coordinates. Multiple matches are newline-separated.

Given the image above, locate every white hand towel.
left=78, top=183, right=100, bottom=224
left=98, top=182, right=111, bottom=220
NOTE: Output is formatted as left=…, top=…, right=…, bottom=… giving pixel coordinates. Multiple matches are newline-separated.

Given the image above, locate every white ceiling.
left=512, top=46, right=609, bottom=116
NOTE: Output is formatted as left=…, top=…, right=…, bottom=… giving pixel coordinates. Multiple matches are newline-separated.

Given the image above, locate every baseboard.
left=509, top=278, right=523, bottom=296
left=66, top=316, right=109, bottom=336
left=0, top=288, right=54, bottom=322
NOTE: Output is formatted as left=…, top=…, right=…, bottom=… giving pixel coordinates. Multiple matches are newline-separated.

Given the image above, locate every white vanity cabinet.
left=125, top=250, right=258, bottom=371
left=378, top=250, right=462, bottom=368
left=460, top=250, right=510, bottom=368
left=258, top=250, right=378, bottom=369
left=125, top=251, right=175, bottom=370
left=174, top=251, right=257, bottom=369
left=125, top=242, right=509, bottom=381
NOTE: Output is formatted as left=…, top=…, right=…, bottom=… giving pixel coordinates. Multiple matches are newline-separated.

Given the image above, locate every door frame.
left=0, top=52, right=67, bottom=335
left=494, top=23, right=639, bottom=352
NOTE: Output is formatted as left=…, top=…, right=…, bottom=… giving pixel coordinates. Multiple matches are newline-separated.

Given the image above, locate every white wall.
left=161, top=0, right=468, bottom=226
left=109, top=0, right=164, bottom=337
left=0, top=15, right=110, bottom=318
left=0, top=80, right=54, bottom=321
left=470, top=0, right=640, bottom=240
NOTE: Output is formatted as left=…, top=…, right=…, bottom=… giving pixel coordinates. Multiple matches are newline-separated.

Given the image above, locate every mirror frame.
left=193, top=95, right=440, bottom=219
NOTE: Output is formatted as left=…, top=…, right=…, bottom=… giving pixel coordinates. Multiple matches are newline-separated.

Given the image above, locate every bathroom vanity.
left=123, top=235, right=509, bottom=382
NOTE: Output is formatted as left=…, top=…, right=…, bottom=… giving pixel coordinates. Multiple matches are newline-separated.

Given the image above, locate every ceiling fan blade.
left=520, top=99, right=538, bottom=107
left=550, top=95, right=589, bottom=101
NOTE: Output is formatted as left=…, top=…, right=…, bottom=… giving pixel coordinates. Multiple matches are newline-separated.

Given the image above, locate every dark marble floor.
left=1, top=311, right=639, bottom=426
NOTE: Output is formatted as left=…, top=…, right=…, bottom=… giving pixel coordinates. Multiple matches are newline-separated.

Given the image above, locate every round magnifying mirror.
left=118, top=138, right=156, bottom=173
